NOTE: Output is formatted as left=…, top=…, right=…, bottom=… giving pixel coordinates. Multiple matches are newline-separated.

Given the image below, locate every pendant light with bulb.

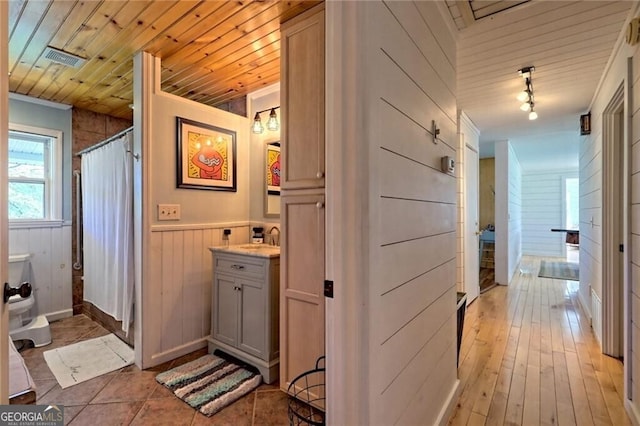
left=517, top=66, right=538, bottom=120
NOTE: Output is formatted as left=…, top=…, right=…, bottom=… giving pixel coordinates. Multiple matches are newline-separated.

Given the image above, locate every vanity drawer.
left=215, top=255, right=266, bottom=279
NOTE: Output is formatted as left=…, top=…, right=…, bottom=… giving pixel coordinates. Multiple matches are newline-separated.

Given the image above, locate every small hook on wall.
left=431, top=120, right=440, bottom=144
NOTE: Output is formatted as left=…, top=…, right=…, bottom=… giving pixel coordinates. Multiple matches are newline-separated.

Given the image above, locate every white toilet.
left=8, top=254, right=51, bottom=347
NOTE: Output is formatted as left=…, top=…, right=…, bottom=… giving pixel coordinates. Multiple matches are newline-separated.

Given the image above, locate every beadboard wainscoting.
left=145, top=223, right=250, bottom=365
left=9, top=223, right=73, bottom=321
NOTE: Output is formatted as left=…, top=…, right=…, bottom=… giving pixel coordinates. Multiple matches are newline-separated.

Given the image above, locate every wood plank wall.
left=368, top=2, right=458, bottom=423
left=522, top=171, right=577, bottom=257
left=146, top=224, right=249, bottom=360
left=579, top=97, right=602, bottom=316
left=507, top=145, right=522, bottom=282
left=9, top=225, right=72, bottom=320
left=580, top=6, right=640, bottom=420
left=495, top=141, right=522, bottom=285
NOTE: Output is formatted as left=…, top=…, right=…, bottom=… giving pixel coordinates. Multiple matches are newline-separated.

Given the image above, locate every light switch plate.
left=158, top=204, right=181, bottom=221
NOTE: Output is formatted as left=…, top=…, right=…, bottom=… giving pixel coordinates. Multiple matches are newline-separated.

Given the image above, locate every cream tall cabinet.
left=280, top=3, right=326, bottom=392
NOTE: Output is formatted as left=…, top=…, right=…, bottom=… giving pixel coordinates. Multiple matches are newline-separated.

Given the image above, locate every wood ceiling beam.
left=456, top=1, right=476, bottom=27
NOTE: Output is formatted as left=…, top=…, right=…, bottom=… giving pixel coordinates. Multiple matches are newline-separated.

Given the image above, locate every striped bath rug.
left=156, top=353, right=262, bottom=417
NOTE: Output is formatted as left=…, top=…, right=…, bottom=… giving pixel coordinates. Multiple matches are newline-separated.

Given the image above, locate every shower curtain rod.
left=76, top=126, right=134, bottom=157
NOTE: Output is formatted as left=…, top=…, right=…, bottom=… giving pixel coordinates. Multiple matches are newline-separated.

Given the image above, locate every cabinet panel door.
left=280, top=192, right=325, bottom=390
left=281, top=4, right=325, bottom=190
left=213, top=274, right=238, bottom=347
left=238, top=278, right=266, bottom=359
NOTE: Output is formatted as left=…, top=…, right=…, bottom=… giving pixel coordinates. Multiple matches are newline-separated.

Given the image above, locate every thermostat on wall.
left=441, top=156, right=455, bottom=174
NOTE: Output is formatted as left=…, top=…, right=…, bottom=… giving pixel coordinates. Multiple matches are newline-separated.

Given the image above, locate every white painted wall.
left=495, top=140, right=522, bottom=284
left=580, top=3, right=640, bottom=420
left=8, top=96, right=73, bottom=320
left=248, top=84, right=281, bottom=224
left=522, top=170, right=578, bottom=257
left=135, top=53, right=252, bottom=367
left=325, top=1, right=459, bottom=424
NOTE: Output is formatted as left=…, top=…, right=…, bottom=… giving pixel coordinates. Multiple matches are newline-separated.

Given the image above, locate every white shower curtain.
left=81, top=132, right=134, bottom=334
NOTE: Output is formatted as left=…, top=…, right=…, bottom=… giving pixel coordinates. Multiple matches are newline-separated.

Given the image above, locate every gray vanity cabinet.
left=208, top=248, right=280, bottom=384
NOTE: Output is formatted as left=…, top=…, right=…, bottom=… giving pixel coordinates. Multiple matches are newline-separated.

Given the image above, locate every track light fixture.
left=517, top=66, right=537, bottom=120
left=252, top=106, right=280, bottom=134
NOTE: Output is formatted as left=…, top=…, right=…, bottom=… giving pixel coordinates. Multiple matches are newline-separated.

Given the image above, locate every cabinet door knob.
left=316, top=201, right=324, bottom=209
left=231, top=264, right=245, bottom=270
left=316, top=171, right=324, bottom=178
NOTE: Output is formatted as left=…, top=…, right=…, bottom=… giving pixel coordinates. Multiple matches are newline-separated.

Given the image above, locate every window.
left=8, top=123, right=62, bottom=224
left=565, top=177, right=579, bottom=229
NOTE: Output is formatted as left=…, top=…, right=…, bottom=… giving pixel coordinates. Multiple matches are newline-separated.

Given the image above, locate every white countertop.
left=209, top=244, right=281, bottom=258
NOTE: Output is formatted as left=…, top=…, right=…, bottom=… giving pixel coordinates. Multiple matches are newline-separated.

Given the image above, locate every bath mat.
left=43, top=334, right=133, bottom=389
left=538, top=260, right=579, bottom=281
left=156, top=354, right=262, bottom=417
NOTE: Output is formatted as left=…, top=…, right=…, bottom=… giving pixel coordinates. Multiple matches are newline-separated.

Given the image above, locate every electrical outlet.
left=158, top=204, right=181, bottom=221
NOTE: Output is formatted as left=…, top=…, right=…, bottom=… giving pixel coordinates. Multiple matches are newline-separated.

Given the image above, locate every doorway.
left=602, top=82, right=626, bottom=361
left=464, top=141, right=480, bottom=303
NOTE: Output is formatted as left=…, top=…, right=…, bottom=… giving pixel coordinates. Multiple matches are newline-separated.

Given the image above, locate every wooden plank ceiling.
left=456, top=1, right=633, bottom=143
left=8, top=0, right=321, bottom=119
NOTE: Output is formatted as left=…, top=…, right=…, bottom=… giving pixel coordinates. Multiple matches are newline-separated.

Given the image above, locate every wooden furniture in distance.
left=479, top=230, right=495, bottom=269
left=208, top=246, right=280, bottom=383
left=551, top=228, right=580, bottom=245
left=279, top=2, right=326, bottom=393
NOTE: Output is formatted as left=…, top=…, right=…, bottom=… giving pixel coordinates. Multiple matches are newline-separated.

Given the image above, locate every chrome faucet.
left=268, top=226, right=280, bottom=246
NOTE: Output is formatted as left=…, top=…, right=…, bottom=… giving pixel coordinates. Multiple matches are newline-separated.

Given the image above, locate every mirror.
left=265, top=141, right=280, bottom=217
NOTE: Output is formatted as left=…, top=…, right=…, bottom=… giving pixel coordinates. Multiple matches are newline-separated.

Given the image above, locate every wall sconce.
left=252, top=106, right=280, bottom=134
left=517, top=66, right=538, bottom=120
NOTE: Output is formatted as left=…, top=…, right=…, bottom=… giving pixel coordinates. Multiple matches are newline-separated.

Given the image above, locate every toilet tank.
left=8, top=254, right=31, bottom=285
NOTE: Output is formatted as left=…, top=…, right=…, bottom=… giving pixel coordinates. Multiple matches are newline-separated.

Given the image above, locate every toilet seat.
left=8, top=293, right=34, bottom=313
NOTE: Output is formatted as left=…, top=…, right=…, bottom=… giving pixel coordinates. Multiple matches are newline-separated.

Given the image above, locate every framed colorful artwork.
left=266, top=142, right=281, bottom=195
left=176, top=117, right=237, bottom=191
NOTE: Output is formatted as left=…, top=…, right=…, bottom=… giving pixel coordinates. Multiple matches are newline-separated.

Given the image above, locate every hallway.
left=449, top=256, right=630, bottom=425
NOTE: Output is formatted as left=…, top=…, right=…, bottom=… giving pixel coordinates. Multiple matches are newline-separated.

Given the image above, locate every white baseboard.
left=437, top=379, right=461, bottom=426
left=141, top=337, right=208, bottom=369
left=45, top=309, right=73, bottom=323
left=625, top=398, right=640, bottom=426
left=576, top=288, right=592, bottom=320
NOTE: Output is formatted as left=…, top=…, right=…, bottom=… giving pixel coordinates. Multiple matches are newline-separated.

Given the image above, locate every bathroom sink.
left=212, top=244, right=280, bottom=258
left=235, top=244, right=279, bottom=251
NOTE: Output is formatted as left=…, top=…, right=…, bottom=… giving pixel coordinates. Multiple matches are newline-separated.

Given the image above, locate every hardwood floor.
left=449, top=256, right=631, bottom=426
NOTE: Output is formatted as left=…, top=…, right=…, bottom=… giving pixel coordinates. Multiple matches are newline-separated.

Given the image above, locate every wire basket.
left=287, top=356, right=326, bottom=426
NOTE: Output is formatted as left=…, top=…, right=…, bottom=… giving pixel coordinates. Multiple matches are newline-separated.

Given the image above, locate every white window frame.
left=8, top=122, right=63, bottom=228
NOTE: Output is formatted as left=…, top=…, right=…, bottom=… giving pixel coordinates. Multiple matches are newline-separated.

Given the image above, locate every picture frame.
left=580, top=112, right=591, bottom=136
left=266, top=142, right=281, bottom=195
left=176, top=117, right=237, bottom=191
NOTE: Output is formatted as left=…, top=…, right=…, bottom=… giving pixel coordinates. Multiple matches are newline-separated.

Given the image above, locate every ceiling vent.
left=43, top=46, right=86, bottom=68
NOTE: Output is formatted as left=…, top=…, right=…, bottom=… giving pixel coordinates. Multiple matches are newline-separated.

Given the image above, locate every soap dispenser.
left=252, top=227, right=264, bottom=244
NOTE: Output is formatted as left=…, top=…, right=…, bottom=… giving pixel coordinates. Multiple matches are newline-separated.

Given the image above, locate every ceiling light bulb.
left=252, top=112, right=264, bottom=134
left=529, top=110, right=538, bottom=120
left=267, top=108, right=279, bottom=131
left=517, top=91, right=529, bottom=102
left=520, top=102, right=531, bottom=111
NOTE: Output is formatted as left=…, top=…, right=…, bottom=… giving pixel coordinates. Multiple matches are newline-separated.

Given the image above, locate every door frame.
left=463, top=141, right=480, bottom=303
left=1, top=0, right=9, bottom=403
left=601, top=79, right=628, bottom=368
left=460, top=110, right=481, bottom=304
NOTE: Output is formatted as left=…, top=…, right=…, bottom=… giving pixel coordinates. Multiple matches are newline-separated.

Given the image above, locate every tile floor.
left=18, top=314, right=290, bottom=425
